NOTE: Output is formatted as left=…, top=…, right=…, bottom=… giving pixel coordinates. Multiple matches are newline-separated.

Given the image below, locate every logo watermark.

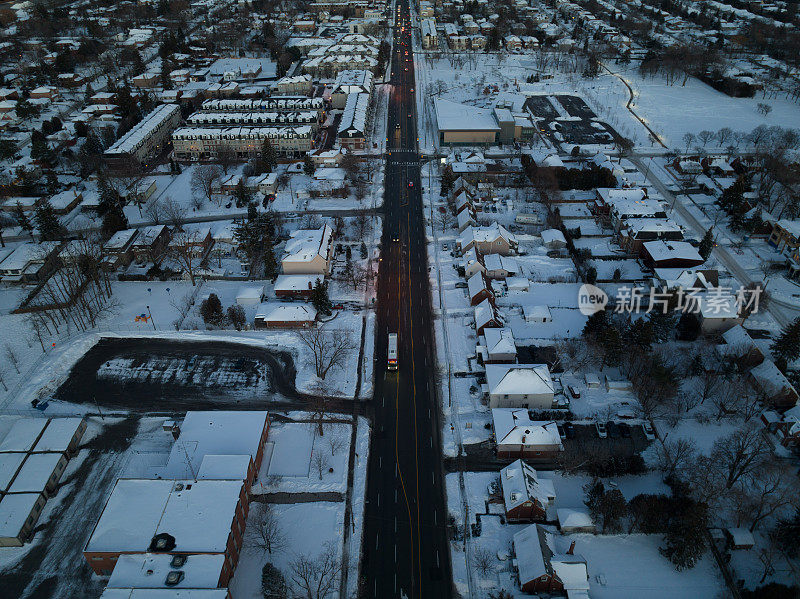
left=578, top=284, right=609, bottom=316
left=577, top=285, right=763, bottom=316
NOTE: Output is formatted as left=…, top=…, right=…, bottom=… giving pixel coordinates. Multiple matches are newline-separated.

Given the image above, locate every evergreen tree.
left=261, top=562, right=287, bottom=599
left=264, top=240, right=278, bottom=279
left=774, top=507, right=800, bottom=558
left=303, top=154, right=315, bottom=176
left=582, top=310, right=608, bottom=338
left=102, top=204, right=129, bottom=239
left=659, top=498, right=708, bottom=570
left=698, top=227, right=714, bottom=260
left=261, top=139, right=278, bottom=173
left=13, top=201, right=34, bottom=236
left=311, top=278, right=332, bottom=315
left=771, top=317, right=800, bottom=364
left=200, top=293, right=224, bottom=325
left=440, top=165, right=456, bottom=197
left=34, top=199, right=63, bottom=241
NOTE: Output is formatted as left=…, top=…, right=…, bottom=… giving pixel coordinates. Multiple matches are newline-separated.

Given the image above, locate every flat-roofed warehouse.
left=434, top=98, right=500, bottom=146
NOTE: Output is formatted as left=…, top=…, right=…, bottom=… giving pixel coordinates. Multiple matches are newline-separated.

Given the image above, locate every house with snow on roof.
left=492, top=408, right=563, bottom=459
left=467, top=271, right=493, bottom=306
left=474, top=298, right=502, bottom=335
left=457, top=223, right=517, bottom=256
left=748, top=360, right=798, bottom=409
left=477, top=327, right=517, bottom=364
left=485, top=364, right=554, bottom=409
left=513, top=524, right=589, bottom=594
left=501, top=459, right=556, bottom=523
left=281, top=223, right=334, bottom=275
left=483, top=254, right=520, bottom=280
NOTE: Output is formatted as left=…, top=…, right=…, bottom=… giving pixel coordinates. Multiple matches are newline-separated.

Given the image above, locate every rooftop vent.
left=165, top=570, right=184, bottom=587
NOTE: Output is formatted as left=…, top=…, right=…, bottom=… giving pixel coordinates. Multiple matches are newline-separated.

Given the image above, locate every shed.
left=235, top=285, right=265, bottom=306
left=540, top=229, right=567, bottom=249
left=523, top=305, right=552, bottom=323
left=725, top=527, right=755, bottom=550
left=0, top=453, right=26, bottom=495
left=557, top=507, right=596, bottom=533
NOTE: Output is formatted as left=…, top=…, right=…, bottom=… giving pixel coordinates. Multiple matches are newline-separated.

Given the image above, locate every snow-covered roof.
left=104, top=229, right=139, bottom=251
left=540, top=229, right=566, bottom=246
left=108, top=553, right=225, bottom=590
left=274, top=274, right=318, bottom=292
left=483, top=254, right=519, bottom=274
left=474, top=298, right=498, bottom=329
left=7, top=453, right=63, bottom=494
left=235, top=286, right=264, bottom=302
left=196, top=454, right=251, bottom=482
left=338, top=92, right=369, bottom=136
left=283, top=224, right=333, bottom=264
left=0, top=242, right=59, bottom=273
left=434, top=97, right=500, bottom=132
left=467, top=271, right=488, bottom=299
left=164, top=411, right=268, bottom=479
left=483, top=327, right=516, bottom=357
left=513, top=524, right=547, bottom=584
left=750, top=360, right=796, bottom=397
left=255, top=302, right=318, bottom=322
left=0, top=418, right=48, bottom=453
left=32, top=418, right=84, bottom=453
left=557, top=507, right=594, bottom=530
left=0, top=493, right=42, bottom=539
left=492, top=409, right=562, bottom=448
left=0, top=453, right=26, bottom=492
left=721, top=324, right=755, bottom=353
left=501, top=459, right=555, bottom=511
left=642, top=241, right=703, bottom=264
left=486, top=364, right=553, bottom=396
left=86, top=479, right=244, bottom=554
left=105, top=104, right=180, bottom=156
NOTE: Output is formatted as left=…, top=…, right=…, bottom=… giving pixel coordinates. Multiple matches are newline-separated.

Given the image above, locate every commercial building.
left=435, top=98, right=500, bottom=146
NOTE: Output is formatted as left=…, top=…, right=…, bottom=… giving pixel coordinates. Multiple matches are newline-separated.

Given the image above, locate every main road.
left=360, top=1, right=453, bottom=598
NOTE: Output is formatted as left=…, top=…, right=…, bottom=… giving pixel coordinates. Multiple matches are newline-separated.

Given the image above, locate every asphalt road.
left=361, top=2, right=453, bottom=598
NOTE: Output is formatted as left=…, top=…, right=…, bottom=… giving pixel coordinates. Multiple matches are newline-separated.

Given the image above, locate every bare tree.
left=169, top=291, right=195, bottom=329
left=296, top=326, right=356, bottom=380
left=473, top=547, right=496, bottom=577
left=733, top=463, right=795, bottom=532
left=710, top=374, right=749, bottom=420
left=353, top=212, right=371, bottom=239
left=697, top=130, right=715, bottom=147
left=5, top=344, right=20, bottom=374
left=312, top=452, right=330, bottom=480
left=437, top=210, right=456, bottom=232
left=191, top=165, right=222, bottom=206
left=289, top=541, right=339, bottom=599
left=710, top=423, right=771, bottom=491
left=162, top=196, right=187, bottom=230
left=169, top=229, right=204, bottom=286
left=655, top=437, right=697, bottom=479
left=144, top=197, right=164, bottom=224
left=0, top=366, right=7, bottom=391
left=327, top=432, right=346, bottom=456
left=248, top=503, right=287, bottom=555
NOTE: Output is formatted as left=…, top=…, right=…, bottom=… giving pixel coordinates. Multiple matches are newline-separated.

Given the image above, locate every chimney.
left=566, top=541, right=576, bottom=556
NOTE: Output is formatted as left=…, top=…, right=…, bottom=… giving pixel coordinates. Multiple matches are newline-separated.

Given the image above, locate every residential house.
left=281, top=223, right=334, bottom=275
left=486, top=364, right=554, bottom=409
left=273, top=275, right=318, bottom=299
left=513, top=524, right=589, bottom=594
left=0, top=242, right=61, bottom=284
left=103, top=229, right=139, bottom=270
left=458, top=223, right=517, bottom=256
left=474, top=298, right=502, bottom=335
left=492, top=409, right=563, bottom=458
left=483, top=254, right=519, bottom=280
left=501, top=459, right=556, bottom=522
left=477, top=327, right=517, bottom=364
left=130, top=225, right=171, bottom=264
left=642, top=240, right=704, bottom=269
left=748, top=359, right=799, bottom=408
left=254, top=303, right=317, bottom=329
left=467, top=272, right=493, bottom=306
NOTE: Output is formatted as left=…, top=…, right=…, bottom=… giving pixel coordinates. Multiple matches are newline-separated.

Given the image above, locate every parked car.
left=606, top=421, right=620, bottom=438
left=455, top=282, right=468, bottom=289
left=568, top=385, right=580, bottom=399
left=619, top=422, right=632, bottom=438
left=642, top=422, right=655, bottom=441
left=563, top=421, right=575, bottom=439
left=595, top=421, right=607, bottom=438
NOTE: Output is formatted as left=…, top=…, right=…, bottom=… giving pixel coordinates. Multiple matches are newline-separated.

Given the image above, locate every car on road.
left=442, top=242, right=448, bottom=250
left=642, top=422, right=655, bottom=441
left=408, top=182, right=413, bottom=188
left=595, top=421, right=607, bottom=438
left=606, top=421, right=620, bottom=438
left=396, top=123, right=400, bottom=129
left=568, top=385, right=580, bottom=399
left=285, top=212, right=298, bottom=219
left=563, top=421, right=575, bottom=439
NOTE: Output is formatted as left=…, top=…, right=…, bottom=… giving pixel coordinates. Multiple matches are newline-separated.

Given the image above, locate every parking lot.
left=524, top=94, right=618, bottom=147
